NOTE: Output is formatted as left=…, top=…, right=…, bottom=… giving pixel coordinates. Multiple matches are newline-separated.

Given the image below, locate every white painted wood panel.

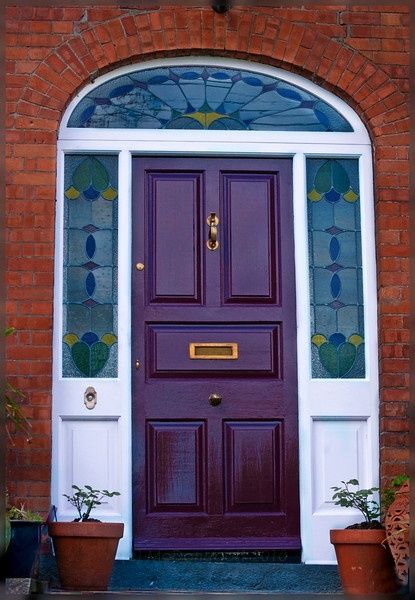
left=58, top=418, right=121, bottom=519
left=312, top=418, right=368, bottom=513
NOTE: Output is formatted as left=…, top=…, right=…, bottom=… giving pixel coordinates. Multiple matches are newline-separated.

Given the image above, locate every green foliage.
left=331, top=479, right=380, bottom=523
left=7, top=504, right=43, bottom=522
left=63, top=485, right=120, bottom=522
left=4, top=327, right=31, bottom=442
left=382, top=474, right=409, bottom=512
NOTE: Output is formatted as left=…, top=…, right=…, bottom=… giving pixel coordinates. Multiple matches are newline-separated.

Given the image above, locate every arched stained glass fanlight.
left=68, top=65, right=353, bottom=132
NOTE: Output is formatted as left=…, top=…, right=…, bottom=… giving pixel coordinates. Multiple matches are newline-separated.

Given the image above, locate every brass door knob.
left=209, top=393, right=222, bottom=406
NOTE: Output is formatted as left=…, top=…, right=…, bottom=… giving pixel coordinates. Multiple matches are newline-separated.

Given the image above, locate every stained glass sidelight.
left=63, top=155, right=118, bottom=377
left=307, top=158, right=365, bottom=378
left=68, top=66, right=353, bottom=132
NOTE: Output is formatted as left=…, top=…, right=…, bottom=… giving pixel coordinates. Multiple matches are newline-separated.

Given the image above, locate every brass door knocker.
left=206, top=212, right=219, bottom=250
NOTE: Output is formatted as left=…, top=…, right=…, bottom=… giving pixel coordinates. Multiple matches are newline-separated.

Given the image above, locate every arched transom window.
left=68, top=65, right=353, bottom=132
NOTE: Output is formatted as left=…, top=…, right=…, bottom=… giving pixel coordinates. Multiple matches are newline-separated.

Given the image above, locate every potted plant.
left=48, top=485, right=123, bottom=591
left=5, top=503, right=44, bottom=579
left=329, top=479, right=400, bottom=595
left=4, top=326, right=40, bottom=581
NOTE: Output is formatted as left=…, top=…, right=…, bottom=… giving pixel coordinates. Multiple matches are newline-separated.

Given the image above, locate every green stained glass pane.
left=63, top=154, right=118, bottom=378
left=332, top=161, right=350, bottom=193
left=307, top=158, right=365, bottom=379
left=67, top=65, right=353, bottom=132
left=314, top=161, right=332, bottom=193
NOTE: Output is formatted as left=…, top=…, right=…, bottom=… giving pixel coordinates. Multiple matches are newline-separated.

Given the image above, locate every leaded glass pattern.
left=307, top=158, right=365, bottom=378
left=68, top=66, right=353, bottom=132
left=63, top=155, right=118, bottom=377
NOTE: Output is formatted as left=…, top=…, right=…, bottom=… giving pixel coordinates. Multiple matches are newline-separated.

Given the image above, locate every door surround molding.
left=53, top=57, right=378, bottom=562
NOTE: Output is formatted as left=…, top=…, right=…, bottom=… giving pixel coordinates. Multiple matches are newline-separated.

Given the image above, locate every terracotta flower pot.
left=48, top=521, right=124, bottom=591
left=330, top=528, right=400, bottom=595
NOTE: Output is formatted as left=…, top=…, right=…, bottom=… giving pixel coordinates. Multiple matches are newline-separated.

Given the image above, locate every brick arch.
left=15, top=7, right=408, bottom=140
left=6, top=6, right=409, bottom=513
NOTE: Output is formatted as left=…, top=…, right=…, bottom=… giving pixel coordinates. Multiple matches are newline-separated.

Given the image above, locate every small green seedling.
left=63, top=484, right=120, bottom=522
left=331, top=479, right=380, bottom=524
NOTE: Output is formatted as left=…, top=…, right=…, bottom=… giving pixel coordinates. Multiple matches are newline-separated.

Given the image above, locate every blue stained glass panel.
left=307, top=158, right=364, bottom=378
left=63, top=154, right=118, bottom=378
left=68, top=66, right=353, bottom=132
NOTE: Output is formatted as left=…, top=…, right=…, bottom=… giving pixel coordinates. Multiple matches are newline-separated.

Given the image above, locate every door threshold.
left=134, top=537, right=301, bottom=551
left=133, top=550, right=301, bottom=563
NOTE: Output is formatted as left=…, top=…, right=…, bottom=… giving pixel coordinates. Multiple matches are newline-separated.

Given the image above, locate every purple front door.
left=132, top=157, right=299, bottom=550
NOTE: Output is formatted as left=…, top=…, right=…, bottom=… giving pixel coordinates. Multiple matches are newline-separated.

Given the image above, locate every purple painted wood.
left=224, top=421, right=282, bottom=513
left=222, top=173, right=278, bottom=303
left=132, top=157, right=299, bottom=550
left=147, top=324, right=280, bottom=376
left=147, top=421, right=206, bottom=511
left=147, top=171, right=202, bottom=303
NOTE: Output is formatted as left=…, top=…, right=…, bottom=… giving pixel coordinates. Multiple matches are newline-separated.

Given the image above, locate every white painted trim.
left=52, top=57, right=377, bottom=564
left=57, top=139, right=370, bottom=154
left=114, top=149, right=133, bottom=558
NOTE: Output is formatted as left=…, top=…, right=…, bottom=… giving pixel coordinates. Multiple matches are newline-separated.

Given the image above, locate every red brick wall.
left=5, top=4, right=409, bottom=514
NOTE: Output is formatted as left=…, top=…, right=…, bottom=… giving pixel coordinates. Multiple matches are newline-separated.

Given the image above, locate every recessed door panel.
left=132, top=157, right=298, bottom=550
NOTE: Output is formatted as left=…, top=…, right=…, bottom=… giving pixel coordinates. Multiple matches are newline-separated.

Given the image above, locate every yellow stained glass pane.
left=311, top=334, right=327, bottom=347
left=63, top=333, right=79, bottom=347
left=307, top=188, right=322, bottom=202
left=343, top=189, right=359, bottom=202
left=65, top=186, right=80, bottom=200
left=101, top=186, right=118, bottom=201
left=348, top=334, right=363, bottom=347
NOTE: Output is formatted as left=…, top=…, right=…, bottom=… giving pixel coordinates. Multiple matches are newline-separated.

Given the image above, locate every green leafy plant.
left=331, top=479, right=381, bottom=528
left=4, top=327, right=31, bottom=442
left=7, top=504, right=43, bottom=522
left=381, top=474, right=409, bottom=512
left=63, top=485, right=120, bottom=522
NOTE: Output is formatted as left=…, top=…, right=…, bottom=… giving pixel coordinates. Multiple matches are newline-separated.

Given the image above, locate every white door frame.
left=52, top=57, right=378, bottom=562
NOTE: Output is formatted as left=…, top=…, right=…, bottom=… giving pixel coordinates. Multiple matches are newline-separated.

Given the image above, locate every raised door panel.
left=224, top=420, right=283, bottom=513
left=147, top=323, right=281, bottom=377
left=312, top=418, right=368, bottom=514
left=222, top=172, right=279, bottom=304
left=146, top=421, right=206, bottom=512
left=59, top=418, right=121, bottom=518
left=147, top=172, right=203, bottom=304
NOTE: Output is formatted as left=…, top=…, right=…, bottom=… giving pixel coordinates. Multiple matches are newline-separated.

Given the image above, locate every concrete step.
left=39, top=555, right=342, bottom=594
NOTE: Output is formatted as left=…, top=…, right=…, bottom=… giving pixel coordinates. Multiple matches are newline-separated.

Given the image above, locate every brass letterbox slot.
left=189, top=342, right=238, bottom=360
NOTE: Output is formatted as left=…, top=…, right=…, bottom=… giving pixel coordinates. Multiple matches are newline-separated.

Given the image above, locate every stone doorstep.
left=39, top=557, right=343, bottom=594
left=25, top=592, right=345, bottom=598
